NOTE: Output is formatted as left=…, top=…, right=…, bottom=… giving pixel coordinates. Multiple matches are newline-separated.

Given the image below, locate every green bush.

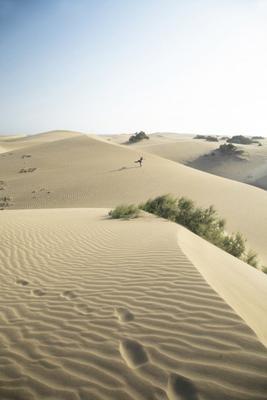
left=128, top=131, right=149, bottom=144
left=112, top=195, right=262, bottom=269
left=227, top=135, right=255, bottom=145
left=140, top=194, right=178, bottom=221
left=193, top=134, right=218, bottom=141
left=109, top=204, right=140, bottom=219
left=262, top=266, right=267, bottom=274
left=205, top=136, right=218, bottom=142
left=218, top=143, right=244, bottom=155
left=140, top=194, right=257, bottom=264
left=243, top=250, right=258, bottom=268
left=194, top=134, right=206, bottom=139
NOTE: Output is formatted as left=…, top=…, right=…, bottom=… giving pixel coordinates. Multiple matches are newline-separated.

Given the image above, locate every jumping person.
left=135, top=156, right=143, bottom=167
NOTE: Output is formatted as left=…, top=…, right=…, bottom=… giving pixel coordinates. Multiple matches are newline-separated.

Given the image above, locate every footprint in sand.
left=119, top=339, right=148, bottom=368
left=75, top=303, right=93, bottom=315
left=167, top=373, right=199, bottom=400
left=16, top=279, right=29, bottom=286
left=61, top=290, right=78, bottom=300
left=115, top=307, right=134, bottom=323
left=32, top=289, right=46, bottom=297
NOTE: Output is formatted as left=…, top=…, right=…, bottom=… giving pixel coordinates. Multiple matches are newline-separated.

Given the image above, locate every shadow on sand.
left=109, top=166, right=140, bottom=173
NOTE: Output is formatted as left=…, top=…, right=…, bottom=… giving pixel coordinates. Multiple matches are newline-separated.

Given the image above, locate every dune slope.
left=137, top=135, right=267, bottom=190
left=0, top=208, right=267, bottom=400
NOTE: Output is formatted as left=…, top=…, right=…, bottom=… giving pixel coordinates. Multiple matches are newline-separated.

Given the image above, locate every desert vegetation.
left=218, top=143, right=244, bottom=156
left=194, top=134, right=218, bottom=141
left=19, top=167, right=37, bottom=173
left=128, top=131, right=149, bottom=144
left=227, top=135, right=256, bottom=145
left=110, top=194, right=262, bottom=269
left=0, top=195, right=12, bottom=209
left=205, top=135, right=219, bottom=142
left=109, top=204, right=140, bottom=219
left=140, top=195, right=261, bottom=267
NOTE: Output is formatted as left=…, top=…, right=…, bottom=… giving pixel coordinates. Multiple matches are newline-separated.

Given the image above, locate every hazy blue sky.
left=0, top=0, right=267, bottom=135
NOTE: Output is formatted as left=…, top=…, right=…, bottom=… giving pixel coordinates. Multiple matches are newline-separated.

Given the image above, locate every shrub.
left=227, top=135, right=254, bottom=145
left=222, top=232, right=246, bottom=258
left=193, top=134, right=218, bottom=141
left=140, top=195, right=251, bottom=262
left=109, top=204, right=140, bottom=219
left=262, top=266, right=267, bottom=274
left=218, top=143, right=244, bottom=155
left=194, top=134, right=206, bottom=139
left=205, top=136, right=218, bottom=142
left=140, top=194, right=178, bottom=221
left=252, top=136, right=264, bottom=139
left=128, top=131, right=149, bottom=144
left=243, top=250, right=258, bottom=268
left=116, top=195, right=262, bottom=268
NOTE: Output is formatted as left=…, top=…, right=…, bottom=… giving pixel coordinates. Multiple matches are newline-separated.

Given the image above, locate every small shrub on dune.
left=140, top=194, right=178, bottom=221
left=194, top=134, right=206, bottom=139
left=109, top=204, right=140, bottom=219
left=205, top=136, right=218, bottom=142
left=243, top=249, right=258, bottom=268
left=221, top=232, right=246, bottom=258
left=227, top=135, right=255, bottom=145
left=140, top=194, right=256, bottom=265
left=128, top=131, right=149, bottom=144
left=112, top=195, right=262, bottom=269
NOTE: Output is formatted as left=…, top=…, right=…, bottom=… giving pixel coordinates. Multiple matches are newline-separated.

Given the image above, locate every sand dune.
left=1, top=131, right=267, bottom=265
left=136, top=134, right=267, bottom=190
left=0, top=208, right=266, bottom=399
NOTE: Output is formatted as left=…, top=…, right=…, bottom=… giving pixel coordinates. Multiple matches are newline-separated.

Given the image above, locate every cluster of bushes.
left=109, top=194, right=262, bottom=269
left=227, top=135, right=256, bottom=145
left=218, top=143, right=244, bottom=156
left=128, top=131, right=149, bottom=144
left=194, top=135, right=218, bottom=142
left=252, top=136, right=264, bottom=140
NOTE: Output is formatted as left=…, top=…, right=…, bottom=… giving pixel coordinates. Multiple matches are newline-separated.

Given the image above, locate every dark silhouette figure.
left=135, top=156, right=143, bottom=167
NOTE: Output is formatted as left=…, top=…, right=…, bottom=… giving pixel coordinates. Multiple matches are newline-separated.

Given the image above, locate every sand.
left=0, top=208, right=267, bottom=399
left=1, top=131, right=267, bottom=264
left=1, top=130, right=267, bottom=399
left=137, top=134, right=267, bottom=190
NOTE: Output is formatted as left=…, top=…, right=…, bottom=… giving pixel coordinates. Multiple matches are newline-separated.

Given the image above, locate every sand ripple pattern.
left=0, top=208, right=267, bottom=400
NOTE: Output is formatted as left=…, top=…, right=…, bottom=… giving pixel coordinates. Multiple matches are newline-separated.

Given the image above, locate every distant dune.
left=0, top=130, right=267, bottom=399
left=134, top=133, right=267, bottom=190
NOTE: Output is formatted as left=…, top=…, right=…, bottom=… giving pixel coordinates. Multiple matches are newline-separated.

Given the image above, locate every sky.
left=0, top=0, right=267, bottom=136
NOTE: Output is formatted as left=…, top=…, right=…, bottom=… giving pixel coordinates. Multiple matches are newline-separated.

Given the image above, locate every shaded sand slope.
left=134, top=136, right=219, bottom=164
left=0, top=208, right=267, bottom=400
left=1, top=132, right=267, bottom=264
left=138, top=136, right=267, bottom=190
left=178, top=226, right=267, bottom=346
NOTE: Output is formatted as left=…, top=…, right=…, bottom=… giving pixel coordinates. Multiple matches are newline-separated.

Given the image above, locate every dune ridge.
left=0, top=208, right=267, bottom=399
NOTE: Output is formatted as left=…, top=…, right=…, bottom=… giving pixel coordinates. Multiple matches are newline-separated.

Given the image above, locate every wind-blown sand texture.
left=1, top=131, right=267, bottom=264
left=1, top=208, right=267, bottom=400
